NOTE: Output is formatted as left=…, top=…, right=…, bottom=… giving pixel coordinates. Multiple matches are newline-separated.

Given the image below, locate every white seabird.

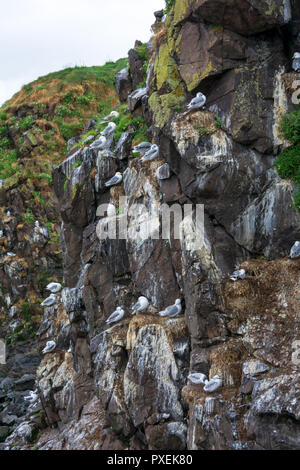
left=6, top=211, right=11, bottom=217
left=101, top=122, right=117, bottom=137
left=187, top=92, right=206, bottom=110
left=132, top=142, right=152, bottom=155
left=42, top=341, right=56, bottom=355
left=290, top=241, right=300, bottom=259
left=40, top=294, right=57, bottom=308
left=203, top=375, right=223, bottom=393
left=105, top=172, right=123, bottom=188
left=132, top=296, right=149, bottom=316
left=90, top=136, right=107, bottom=150
left=24, top=390, right=39, bottom=404
left=0, top=231, right=3, bottom=238
left=230, top=269, right=246, bottom=282
left=35, top=221, right=40, bottom=228
left=101, top=111, right=119, bottom=123
left=159, top=299, right=182, bottom=317
left=140, top=144, right=159, bottom=162
left=106, top=307, right=125, bottom=325
left=7, top=252, right=16, bottom=257
left=292, top=52, right=300, bottom=72
left=188, top=373, right=208, bottom=385
left=46, top=282, right=62, bottom=294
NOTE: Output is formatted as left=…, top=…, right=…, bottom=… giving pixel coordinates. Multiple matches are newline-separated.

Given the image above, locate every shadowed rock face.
left=1, top=0, right=300, bottom=451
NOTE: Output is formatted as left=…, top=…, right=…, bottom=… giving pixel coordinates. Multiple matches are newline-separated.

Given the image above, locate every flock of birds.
left=188, top=373, right=223, bottom=393
left=100, top=91, right=207, bottom=189
left=105, top=297, right=182, bottom=325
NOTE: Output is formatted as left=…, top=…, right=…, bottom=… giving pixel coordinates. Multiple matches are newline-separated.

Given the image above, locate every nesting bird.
left=90, top=136, right=107, bottom=150
left=292, top=52, right=300, bottom=72
left=290, top=241, right=300, bottom=259
left=188, top=373, right=208, bottom=385
left=40, top=294, right=57, bottom=308
left=132, top=296, right=149, bottom=316
left=101, top=111, right=119, bottom=123
left=132, top=142, right=152, bottom=155
left=203, top=375, right=223, bottom=393
left=187, top=92, right=207, bottom=110
left=159, top=299, right=182, bottom=317
left=230, top=269, right=246, bottom=282
left=140, top=144, right=159, bottom=162
left=105, top=172, right=123, bottom=188
left=6, top=210, right=11, bottom=217
left=101, top=122, right=117, bottom=137
left=42, top=341, right=56, bottom=355
left=24, top=390, right=39, bottom=404
left=106, top=307, right=125, bottom=325
left=46, top=282, right=62, bottom=294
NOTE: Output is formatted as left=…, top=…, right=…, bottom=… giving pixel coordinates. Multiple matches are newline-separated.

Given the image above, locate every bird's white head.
left=294, top=52, right=300, bottom=59
left=116, top=172, right=122, bottom=178
left=175, top=299, right=181, bottom=305
left=152, top=144, right=159, bottom=151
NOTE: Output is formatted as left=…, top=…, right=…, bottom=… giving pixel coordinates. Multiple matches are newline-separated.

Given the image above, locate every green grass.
left=164, top=0, right=175, bottom=13
left=18, top=115, right=35, bottom=131
left=33, top=59, right=128, bottom=87
left=274, top=106, right=300, bottom=211
left=22, top=209, right=35, bottom=224
left=0, top=149, right=18, bottom=179
left=279, top=107, right=300, bottom=145
left=136, top=43, right=148, bottom=61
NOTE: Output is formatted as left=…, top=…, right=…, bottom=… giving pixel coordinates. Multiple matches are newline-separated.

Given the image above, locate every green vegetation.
left=279, top=107, right=300, bottom=145
left=18, top=115, right=35, bottom=131
left=34, top=59, right=128, bottom=87
left=136, top=43, right=148, bottom=61
left=164, top=0, right=175, bottom=13
left=215, top=116, right=224, bottom=128
left=275, top=106, right=300, bottom=211
left=22, top=208, right=35, bottom=224
left=0, top=149, right=18, bottom=179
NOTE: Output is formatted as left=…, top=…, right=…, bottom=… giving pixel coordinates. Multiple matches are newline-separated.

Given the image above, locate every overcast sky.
left=0, top=0, right=164, bottom=105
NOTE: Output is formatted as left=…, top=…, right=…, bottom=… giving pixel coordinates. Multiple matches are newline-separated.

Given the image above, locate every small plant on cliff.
left=136, top=43, right=148, bottom=61
left=279, top=107, right=300, bottom=145
left=164, top=0, right=175, bottom=14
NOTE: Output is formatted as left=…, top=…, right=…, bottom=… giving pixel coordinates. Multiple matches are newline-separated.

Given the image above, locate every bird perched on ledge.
left=106, top=307, right=125, bottom=325
left=132, top=142, right=152, bottom=155
left=187, top=92, right=206, bottom=110
left=188, top=373, right=208, bottom=385
left=105, top=172, right=123, bottom=188
left=101, top=122, right=116, bottom=137
left=101, top=111, right=119, bottom=123
left=42, top=341, right=56, bottom=355
left=132, top=296, right=149, bottom=315
left=159, top=299, right=182, bottom=317
left=203, top=375, right=223, bottom=393
left=140, top=144, right=159, bottom=162
left=292, top=52, right=300, bottom=72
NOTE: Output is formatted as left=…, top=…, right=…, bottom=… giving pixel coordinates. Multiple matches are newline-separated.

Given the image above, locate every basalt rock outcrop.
left=1, top=0, right=300, bottom=450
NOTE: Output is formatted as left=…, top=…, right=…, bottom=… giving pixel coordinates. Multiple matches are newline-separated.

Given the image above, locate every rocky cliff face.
left=1, top=0, right=300, bottom=450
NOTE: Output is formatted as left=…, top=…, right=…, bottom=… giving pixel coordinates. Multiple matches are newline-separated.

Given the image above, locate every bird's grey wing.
left=105, top=175, right=118, bottom=186
left=164, top=305, right=179, bottom=316
left=133, top=301, right=141, bottom=311
left=107, top=310, right=118, bottom=323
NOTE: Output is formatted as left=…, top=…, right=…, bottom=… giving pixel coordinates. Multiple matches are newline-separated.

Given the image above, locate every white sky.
left=0, top=0, right=164, bottom=105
